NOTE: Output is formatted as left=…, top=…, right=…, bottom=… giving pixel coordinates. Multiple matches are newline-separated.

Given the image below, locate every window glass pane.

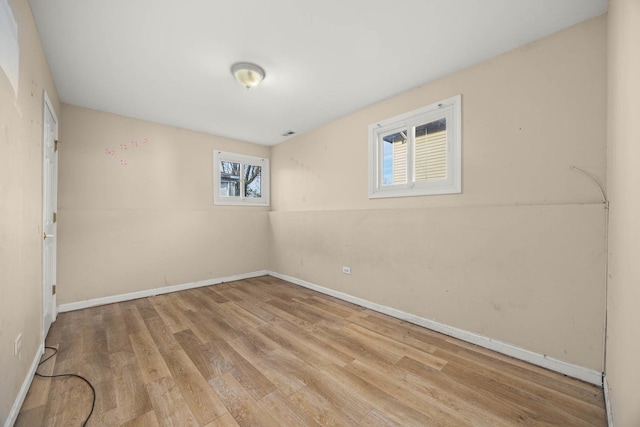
left=381, top=130, right=407, bottom=185
left=220, top=161, right=240, bottom=196
left=244, top=164, right=262, bottom=198
left=415, top=118, right=447, bottom=182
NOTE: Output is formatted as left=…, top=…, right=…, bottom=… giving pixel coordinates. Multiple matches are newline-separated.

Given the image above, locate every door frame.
left=42, top=90, right=58, bottom=342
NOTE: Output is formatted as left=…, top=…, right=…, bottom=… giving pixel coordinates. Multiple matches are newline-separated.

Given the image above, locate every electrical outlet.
left=14, top=333, right=22, bottom=359
left=342, top=266, right=351, bottom=275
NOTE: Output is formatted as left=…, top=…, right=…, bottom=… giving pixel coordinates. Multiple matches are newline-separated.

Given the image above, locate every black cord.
left=36, top=346, right=96, bottom=427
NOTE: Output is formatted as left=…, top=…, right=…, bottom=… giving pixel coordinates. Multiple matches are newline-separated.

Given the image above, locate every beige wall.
left=0, top=4, right=615, bottom=423
left=270, top=16, right=607, bottom=370
left=58, top=105, right=270, bottom=303
left=606, top=0, right=640, bottom=425
left=0, top=0, right=61, bottom=422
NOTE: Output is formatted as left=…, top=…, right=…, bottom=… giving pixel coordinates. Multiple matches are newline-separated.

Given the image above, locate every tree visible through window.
left=214, top=151, right=269, bottom=205
left=220, top=161, right=262, bottom=198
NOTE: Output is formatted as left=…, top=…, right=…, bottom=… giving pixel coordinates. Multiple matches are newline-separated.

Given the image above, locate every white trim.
left=268, top=271, right=603, bottom=386
left=42, top=89, right=59, bottom=348
left=58, top=270, right=268, bottom=313
left=603, top=375, right=614, bottom=426
left=213, top=150, right=270, bottom=206
left=43, top=90, right=58, bottom=125
left=4, top=343, right=44, bottom=427
left=368, top=94, right=462, bottom=199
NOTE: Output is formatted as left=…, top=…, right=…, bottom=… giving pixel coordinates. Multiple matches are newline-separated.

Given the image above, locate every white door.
left=42, top=91, right=58, bottom=338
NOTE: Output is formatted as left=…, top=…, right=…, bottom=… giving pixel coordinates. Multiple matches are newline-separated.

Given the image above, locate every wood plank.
left=221, top=302, right=268, bottom=329
left=230, top=298, right=278, bottom=323
left=161, top=350, right=228, bottom=424
left=145, top=376, right=199, bottom=427
left=54, top=323, right=84, bottom=364
left=40, top=373, right=94, bottom=427
left=360, top=310, right=454, bottom=345
left=229, top=348, right=308, bottom=397
left=199, top=286, right=231, bottom=304
left=48, top=348, right=118, bottom=419
left=81, top=314, right=108, bottom=354
left=257, top=298, right=313, bottom=329
left=228, top=325, right=280, bottom=357
left=134, top=298, right=160, bottom=320
left=177, top=289, right=213, bottom=312
left=203, top=413, right=242, bottom=427
left=218, top=283, right=279, bottom=308
left=269, top=318, right=354, bottom=367
left=301, top=365, right=373, bottom=423
left=454, top=346, right=606, bottom=408
left=437, top=350, right=606, bottom=425
left=230, top=358, right=277, bottom=400
left=309, top=322, right=401, bottom=366
left=143, top=314, right=182, bottom=355
left=320, top=363, right=438, bottom=426
left=105, top=305, right=132, bottom=354
left=258, top=322, right=345, bottom=370
left=400, top=371, right=515, bottom=427
left=14, top=405, right=46, bottom=427
left=347, top=323, right=448, bottom=370
left=181, top=306, right=240, bottom=343
left=175, top=331, right=276, bottom=400
left=358, top=409, right=400, bottom=427
left=103, top=351, right=153, bottom=425
left=149, top=295, right=190, bottom=334
left=20, top=348, right=57, bottom=411
left=122, top=306, right=148, bottom=335
left=86, top=348, right=117, bottom=411
left=209, top=373, right=280, bottom=427
left=174, top=330, right=236, bottom=380
left=293, top=295, right=358, bottom=319
left=120, top=410, right=160, bottom=427
left=288, top=385, right=359, bottom=427
left=397, top=356, right=542, bottom=425
left=343, top=358, right=488, bottom=426
left=129, top=330, right=171, bottom=384
left=353, top=313, right=444, bottom=355
left=256, top=389, right=319, bottom=427
left=44, top=319, right=65, bottom=348
left=265, top=298, right=327, bottom=325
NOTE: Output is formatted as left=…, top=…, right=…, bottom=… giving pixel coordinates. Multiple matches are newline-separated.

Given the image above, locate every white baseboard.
left=603, top=376, right=614, bottom=426
left=4, top=343, right=44, bottom=427
left=58, top=270, right=268, bottom=313
left=268, top=271, right=603, bottom=386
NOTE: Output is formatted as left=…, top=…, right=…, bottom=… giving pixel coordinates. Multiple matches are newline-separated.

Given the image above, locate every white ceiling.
left=29, top=0, right=607, bottom=146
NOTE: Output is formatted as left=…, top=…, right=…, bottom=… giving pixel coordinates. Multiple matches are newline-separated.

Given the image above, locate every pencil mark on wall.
left=104, top=137, right=151, bottom=167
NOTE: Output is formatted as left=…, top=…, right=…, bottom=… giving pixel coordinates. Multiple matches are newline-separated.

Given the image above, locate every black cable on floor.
left=36, top=346, right=96, bottom=427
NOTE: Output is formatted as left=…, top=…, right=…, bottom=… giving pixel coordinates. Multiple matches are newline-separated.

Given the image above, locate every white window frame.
left=213, top=150, right=270, bottom=206
left=368, top=95, right=461, bottom=199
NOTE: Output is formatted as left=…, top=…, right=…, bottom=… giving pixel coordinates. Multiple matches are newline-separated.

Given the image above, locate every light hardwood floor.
left=16, top=276, right=606, bottom=426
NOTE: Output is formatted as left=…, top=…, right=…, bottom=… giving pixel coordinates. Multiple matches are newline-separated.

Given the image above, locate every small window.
left=213, top=151, right=269, bottom=206
left=368, top=95, right=461, bottom=198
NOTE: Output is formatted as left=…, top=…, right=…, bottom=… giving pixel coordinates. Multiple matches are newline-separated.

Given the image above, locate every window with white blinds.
left=368, top=95, right=461, bottom=198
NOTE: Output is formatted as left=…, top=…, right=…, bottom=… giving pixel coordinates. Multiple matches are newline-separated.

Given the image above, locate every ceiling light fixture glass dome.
left=231, top=62, right=265, bottom=89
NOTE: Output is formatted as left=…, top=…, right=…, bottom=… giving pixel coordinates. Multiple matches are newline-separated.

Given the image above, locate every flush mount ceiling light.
left=231, top=62, right=265, bottom=89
